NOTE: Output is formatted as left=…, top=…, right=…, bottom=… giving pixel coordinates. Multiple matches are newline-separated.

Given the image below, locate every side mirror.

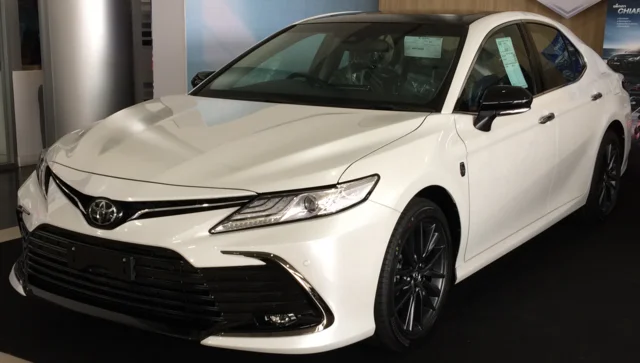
left=191, top=70, right=215, bottom=88
left=474, top=85, right=533, bottom=132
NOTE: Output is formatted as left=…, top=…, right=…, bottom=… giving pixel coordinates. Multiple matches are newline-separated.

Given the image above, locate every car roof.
left=300, top=12, right=495, bottom=26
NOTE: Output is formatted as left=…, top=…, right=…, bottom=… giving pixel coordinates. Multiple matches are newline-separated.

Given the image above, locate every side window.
left=457, top=25, right=535, bottom=112
left=563, top=35, right=586, bottom=79
left=234, top=34, right=327, bottom=87
left=526, top=23, right=584, bottom=92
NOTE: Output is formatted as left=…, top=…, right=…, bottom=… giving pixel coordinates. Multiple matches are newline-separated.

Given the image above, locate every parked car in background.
left=622, top=75, right=640, bottom=97
left=10, top=11, right=632, bottom=354
left=632, top=96, right=640, bottom=141
left=608, top=51, right=640, bottom=75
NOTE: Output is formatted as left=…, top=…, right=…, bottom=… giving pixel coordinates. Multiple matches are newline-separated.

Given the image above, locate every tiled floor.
left=0, top=166, right=34, bottom=362
left=0, top=165, right=35, bottom=230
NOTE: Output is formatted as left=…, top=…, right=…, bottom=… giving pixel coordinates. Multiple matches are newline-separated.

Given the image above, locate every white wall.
left=13, top=70, right=43, bottom=166
left=152, top=0, right=187, bottom=98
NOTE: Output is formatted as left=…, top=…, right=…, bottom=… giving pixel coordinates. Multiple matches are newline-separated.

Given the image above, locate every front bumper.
left=11, top=170, right=400, bottom=354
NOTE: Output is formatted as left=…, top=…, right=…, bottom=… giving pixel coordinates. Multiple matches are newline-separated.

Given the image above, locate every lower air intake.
left=19, top=224, right=325, bottom=339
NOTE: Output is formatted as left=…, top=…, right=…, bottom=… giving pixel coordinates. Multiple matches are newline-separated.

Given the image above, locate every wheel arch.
left=414, top=185, right=462, bottom=270
left=603, top=118, right=628, bottom=173
left=607, top=119, right=625, bottom=145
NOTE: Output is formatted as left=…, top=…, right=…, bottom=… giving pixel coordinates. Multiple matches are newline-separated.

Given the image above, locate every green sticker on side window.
left=495, top=37, right=528, bottom=88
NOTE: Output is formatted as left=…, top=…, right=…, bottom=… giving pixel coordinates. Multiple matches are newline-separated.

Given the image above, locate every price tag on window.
left=495, top=37, right=528, bottom=88
left=404, top=36, right=443, bottom=58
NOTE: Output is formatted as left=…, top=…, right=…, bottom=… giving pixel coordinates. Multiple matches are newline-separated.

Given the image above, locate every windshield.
left=193, top=22, right=466, bottom=112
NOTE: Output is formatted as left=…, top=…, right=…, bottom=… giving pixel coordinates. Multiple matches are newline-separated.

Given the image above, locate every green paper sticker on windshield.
left=495, top=37, right=528, bottom=88
left=404, top=36, right=443, bottom=58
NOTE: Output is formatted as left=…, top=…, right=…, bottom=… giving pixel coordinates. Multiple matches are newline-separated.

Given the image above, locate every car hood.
left=49, top=95, right=427, bottom=192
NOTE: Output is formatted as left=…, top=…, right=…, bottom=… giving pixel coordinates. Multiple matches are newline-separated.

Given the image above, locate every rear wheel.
left=373, top=198, right=454, bottom=351
left=580, top=130, right=622, bottom=222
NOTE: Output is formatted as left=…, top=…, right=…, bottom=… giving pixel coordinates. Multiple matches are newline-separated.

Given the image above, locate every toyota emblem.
left=88, top=199, right=120, bottom=226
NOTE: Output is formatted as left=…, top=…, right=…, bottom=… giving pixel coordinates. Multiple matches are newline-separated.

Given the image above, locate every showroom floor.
left=1, top=148, right=639, bottom=363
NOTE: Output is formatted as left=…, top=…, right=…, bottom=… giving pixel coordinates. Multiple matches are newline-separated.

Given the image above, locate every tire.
left=372, top=198, right=455, bottom=352
left=579, top=130, right=623, bottom=222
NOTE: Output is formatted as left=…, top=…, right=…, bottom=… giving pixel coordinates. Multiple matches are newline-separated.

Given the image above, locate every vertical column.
left=152, top=0, right=187, bottom=98
left=0, top=0, right=22, bottom=167
left=131, top=0, right=154, bottom=103
left=39, top=0, right=135, bottom=146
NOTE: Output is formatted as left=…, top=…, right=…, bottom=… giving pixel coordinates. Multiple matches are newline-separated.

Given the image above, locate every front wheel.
left=580, top=130, right=623, bottom=222
left=373, top=198, right=454, bottom=352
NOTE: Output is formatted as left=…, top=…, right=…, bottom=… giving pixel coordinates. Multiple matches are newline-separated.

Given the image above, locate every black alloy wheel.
left=373, top=198, right=454, bottom=351
left=581, top=130, right=623, bottom=221
left=394, top=216, right=447, bottom=337
left=597, top=140, right=621, bottom=214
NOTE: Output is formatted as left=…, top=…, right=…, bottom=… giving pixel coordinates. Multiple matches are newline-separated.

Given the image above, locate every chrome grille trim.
left=48, top=167, right=254, bottom=229
left=219, top=251, right=335, bottom=337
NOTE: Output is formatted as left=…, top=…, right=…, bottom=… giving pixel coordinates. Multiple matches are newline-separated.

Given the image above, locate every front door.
left=453, top=23, right=557, bottom=260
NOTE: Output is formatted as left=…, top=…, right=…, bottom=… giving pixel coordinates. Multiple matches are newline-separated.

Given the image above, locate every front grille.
left=20, top=224, right=323, bottom=339
left=47, top=167, right=253, bottom=230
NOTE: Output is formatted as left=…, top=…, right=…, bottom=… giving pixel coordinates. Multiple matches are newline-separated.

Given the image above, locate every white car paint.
left=47, top=96, right=427, bottom=192
left=10, top=11, right=632, bottom=354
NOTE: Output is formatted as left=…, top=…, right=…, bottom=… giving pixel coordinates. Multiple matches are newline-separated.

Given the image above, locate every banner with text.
left=603, top=0, right=640, bottom=123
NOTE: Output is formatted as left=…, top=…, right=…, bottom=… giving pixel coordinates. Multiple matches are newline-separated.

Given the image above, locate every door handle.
left=591, top=92, right=603, bottom=101
left=539, top=113, right=555, bottom=124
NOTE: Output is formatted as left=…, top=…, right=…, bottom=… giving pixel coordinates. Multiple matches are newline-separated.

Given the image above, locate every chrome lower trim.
left=9, top=265, right=26, bottom=297
left=219, top=251, right=335, bottom=337
left=17, top=205, right=31, bottom=216
left=50, top=173, right=86, bottom=214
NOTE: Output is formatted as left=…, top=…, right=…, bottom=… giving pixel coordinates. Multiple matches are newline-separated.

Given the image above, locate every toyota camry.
left=10, top=11, right=633, bottom=354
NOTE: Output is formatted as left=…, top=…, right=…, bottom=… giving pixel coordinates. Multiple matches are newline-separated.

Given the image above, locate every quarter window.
left=563, top=35, right=586, bottom=79
left=457, top=25, right=535, bottom=112
left=526, top=23, right=585, bottom=92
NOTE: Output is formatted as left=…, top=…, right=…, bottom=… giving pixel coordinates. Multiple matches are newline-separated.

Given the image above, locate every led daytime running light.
left=211, top=175, right=379, bottom=233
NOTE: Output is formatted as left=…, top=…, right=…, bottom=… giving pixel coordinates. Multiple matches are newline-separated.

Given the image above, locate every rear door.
left=524, top=22, right=601, bottom=209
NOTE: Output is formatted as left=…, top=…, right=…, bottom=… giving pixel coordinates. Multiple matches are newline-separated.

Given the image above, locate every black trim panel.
left=15, top=223, right=330, bottom=340
left=28, top=286, right=197, bottom=340
left=302, top=12, right=495, bottom=25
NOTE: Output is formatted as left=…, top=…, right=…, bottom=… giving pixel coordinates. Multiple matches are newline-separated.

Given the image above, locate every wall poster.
left=603, top=0, right=640, bottom=135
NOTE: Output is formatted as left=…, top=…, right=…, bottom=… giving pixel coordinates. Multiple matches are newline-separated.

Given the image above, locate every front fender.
left=340, top=114, right=470, bottom=269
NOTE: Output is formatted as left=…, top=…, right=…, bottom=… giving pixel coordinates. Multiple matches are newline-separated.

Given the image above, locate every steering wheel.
left=286, top=72, right=329, bottom=88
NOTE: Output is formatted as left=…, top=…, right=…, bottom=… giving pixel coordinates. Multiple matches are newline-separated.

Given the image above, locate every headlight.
left=210, top=175, right=379, bottom=233
left=36, top=149, right=50, bottom=199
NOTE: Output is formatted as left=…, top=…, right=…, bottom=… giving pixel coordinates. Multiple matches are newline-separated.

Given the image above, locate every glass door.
left=0, top=38, right=7, bottom=165
left=0, top=0, right=16, bottom=168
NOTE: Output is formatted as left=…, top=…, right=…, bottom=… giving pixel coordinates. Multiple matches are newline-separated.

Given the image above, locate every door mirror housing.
left=191, top=70, right=215, bottom=88
left=474, top=85, right=533, bottom=132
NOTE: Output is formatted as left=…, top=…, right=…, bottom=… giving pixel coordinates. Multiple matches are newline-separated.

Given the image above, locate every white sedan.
left=10, top=11, right=632, bottom=354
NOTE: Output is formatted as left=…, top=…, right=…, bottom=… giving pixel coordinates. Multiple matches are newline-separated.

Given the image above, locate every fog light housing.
left=263, top=313, right=298, bottom=327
